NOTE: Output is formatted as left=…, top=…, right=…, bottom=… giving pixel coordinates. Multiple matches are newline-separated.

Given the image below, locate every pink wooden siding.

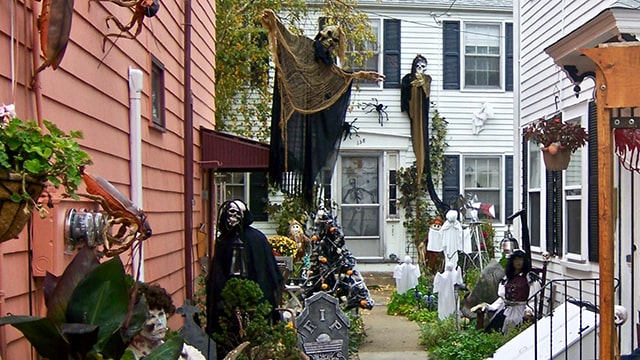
left=0, top=0, right=216, bottom=357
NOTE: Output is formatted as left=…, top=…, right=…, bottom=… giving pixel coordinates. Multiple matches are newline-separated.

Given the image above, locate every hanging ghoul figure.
left=400, top=55, right=449, bottom=214
left=205, top=200, right=283, bottom=356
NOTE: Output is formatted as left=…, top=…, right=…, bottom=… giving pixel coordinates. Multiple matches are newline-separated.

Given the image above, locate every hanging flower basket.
left=0, top=172, right=45, bottom=243
left=541, top=146, right=572, bottom=171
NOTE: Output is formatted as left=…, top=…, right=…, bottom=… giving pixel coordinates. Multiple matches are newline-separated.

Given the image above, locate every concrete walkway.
left=354, top=274, right=428, bottom=360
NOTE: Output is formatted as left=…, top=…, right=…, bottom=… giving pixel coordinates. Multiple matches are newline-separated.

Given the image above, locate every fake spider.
left=342, top=118, right=360, bottom=140
left=363, top=98, right=389, bottom=126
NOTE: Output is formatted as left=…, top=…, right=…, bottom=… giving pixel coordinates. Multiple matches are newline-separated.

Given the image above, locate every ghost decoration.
left=471, top=100, right=494, bottom=135
left=427, top=210, right=470, bottom=268
left=393, top=255, right=421, bottom=295
left=433, top=261, right=464, bottom=320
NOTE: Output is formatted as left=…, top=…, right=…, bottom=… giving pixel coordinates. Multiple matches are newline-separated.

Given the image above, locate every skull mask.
left=140, top=308, right=168, bottom=341
left=224, top=201, right=245, bottom=231
left=414, top=59, right=428, bottom=75
left=316, top=25, right=341, bottom=53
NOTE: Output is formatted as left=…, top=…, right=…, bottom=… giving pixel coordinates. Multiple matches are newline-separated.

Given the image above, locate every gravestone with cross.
left=295, top=292, right=350, bottom=359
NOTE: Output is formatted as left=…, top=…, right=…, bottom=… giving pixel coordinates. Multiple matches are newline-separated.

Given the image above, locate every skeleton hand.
left=353, top=71, right=385, bottom=82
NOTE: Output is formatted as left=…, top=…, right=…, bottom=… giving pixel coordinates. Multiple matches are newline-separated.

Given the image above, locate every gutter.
left=129, top=67, right=145, bottom=282
left=183, top=0, right=194, bottom=299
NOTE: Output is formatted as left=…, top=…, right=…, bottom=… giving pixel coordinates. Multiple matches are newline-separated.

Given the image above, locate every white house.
left=515, top=0, right=640, bottom=356
left=216, top=1, right=515, bottom=271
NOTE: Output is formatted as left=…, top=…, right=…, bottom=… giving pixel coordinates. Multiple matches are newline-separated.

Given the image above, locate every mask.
left=140, top=308, right=168, bottom=341
left=415, top=59, right=428, bottom=75
left=225, top=201, right=245, bottom=230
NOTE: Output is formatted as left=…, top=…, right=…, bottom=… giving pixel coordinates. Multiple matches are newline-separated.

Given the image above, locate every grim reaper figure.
left=261, top=9, right=384, bottom=203
left=401, top=55, right=449, bottom=214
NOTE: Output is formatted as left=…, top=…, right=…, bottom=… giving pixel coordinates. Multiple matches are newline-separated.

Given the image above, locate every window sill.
left=559, top=257, right=594, bottom=273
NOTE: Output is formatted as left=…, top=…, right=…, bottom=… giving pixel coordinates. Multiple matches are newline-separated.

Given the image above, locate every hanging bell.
left=230, top=237, right=247, bottom=278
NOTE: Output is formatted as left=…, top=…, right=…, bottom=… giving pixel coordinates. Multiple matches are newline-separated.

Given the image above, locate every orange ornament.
left=329, top=227, right=336, bottom=233
left=360, top=300, right=368, bottom=307
left=319, top=256, right=327, bottom=263
left=346, top=269, right=353, bottom=275
left=312, top=235, right=319, bottom=241
left=321, top=283, right=329, bottom=290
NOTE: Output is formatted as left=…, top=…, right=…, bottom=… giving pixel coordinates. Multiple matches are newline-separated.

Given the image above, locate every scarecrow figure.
left=261, top=9, right=384, bottom=203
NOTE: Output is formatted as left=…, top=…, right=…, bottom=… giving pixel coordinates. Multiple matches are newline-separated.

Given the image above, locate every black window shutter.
left=442, top=155, right=460, bottom=208
left=546, top=170, right=563, bottom=256
left=249, top=172, right=269, bottom=221
left=505, top=155, right=513, bottom=221
left=505, top=23, right=513, bottom=91
left=588, top=101, right=599, bottom=262
left=443, top=21, right=460, bottom=90
left=383, top=19, right=401, bottom=88
left=522, top=137, right=529, bottom=215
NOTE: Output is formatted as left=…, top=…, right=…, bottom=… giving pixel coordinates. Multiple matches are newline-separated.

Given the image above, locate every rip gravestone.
left=295, top=292, right=350, bottom=360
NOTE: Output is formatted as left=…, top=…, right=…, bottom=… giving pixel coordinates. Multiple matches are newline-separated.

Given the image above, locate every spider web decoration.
left=300, top=206, right=374, bottom=311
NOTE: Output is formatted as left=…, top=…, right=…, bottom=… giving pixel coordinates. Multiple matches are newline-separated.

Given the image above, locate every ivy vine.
left=397, top=108, right=449, bottom=250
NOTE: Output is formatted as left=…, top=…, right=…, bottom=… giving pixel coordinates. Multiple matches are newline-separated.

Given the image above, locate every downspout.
left=129, top=67, right=144, bottom=281
left=183, top=0, right=194, bottom=299
left=31, top=0, right=43, bottom=126
left=0, top=244, right=6, bottom=359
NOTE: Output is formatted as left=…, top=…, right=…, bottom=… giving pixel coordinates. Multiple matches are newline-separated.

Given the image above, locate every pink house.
left=0, top=0, right=242, bottom=357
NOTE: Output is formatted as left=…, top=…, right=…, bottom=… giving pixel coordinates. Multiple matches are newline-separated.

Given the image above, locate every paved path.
left=354, top=280, right=428, bottom=360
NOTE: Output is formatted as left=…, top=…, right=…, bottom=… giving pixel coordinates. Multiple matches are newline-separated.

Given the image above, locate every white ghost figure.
left=428, top=210, right=469, bottom=267
left=471, top=101, right=494, bottom=135
left=393, top=255, right=421, bottom=295
left=433, top=261, right=464, bottom=320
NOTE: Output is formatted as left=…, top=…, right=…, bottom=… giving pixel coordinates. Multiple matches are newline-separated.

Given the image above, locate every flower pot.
left=541, top=147, right=572, bottom=171
left=0, top=172, right=45, bottom=242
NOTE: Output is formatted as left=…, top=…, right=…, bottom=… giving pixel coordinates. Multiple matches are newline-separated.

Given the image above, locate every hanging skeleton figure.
left=614, top=128, right=640, bottom=173
left=32, top=0, right=74, bottom=85
left=262, top=9, right=384, bottom=204
left=79, top=167, right=152, bottom=257
left=401, top=55, right=449, bottom=215
left=94, top=0, right=160, bottom=50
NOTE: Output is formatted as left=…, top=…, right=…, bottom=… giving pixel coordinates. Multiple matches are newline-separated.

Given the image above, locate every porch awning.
left=200, top=127, right=269, bottom=171
left=544, top=6, right=640, bottom=90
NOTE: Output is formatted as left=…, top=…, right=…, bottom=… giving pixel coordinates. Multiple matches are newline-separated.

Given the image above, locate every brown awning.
left=200, top=127, right=269, bottom=171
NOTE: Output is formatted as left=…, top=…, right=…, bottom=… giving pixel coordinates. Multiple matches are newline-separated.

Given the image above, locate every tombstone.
left=295, top=292, right=350, bottom=360
left=177, top=300, right=216, bottom=360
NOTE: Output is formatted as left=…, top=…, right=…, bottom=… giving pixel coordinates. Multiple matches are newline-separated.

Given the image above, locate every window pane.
left=566, top=199, right=581, bottom=254
left=342, top=207, right=380, bottom=236
left=464, top=157, right=501, bottom=220
left=464, top=23, right=501, bottom=88
left=529, top=192, right=541, bottom=247
left=566, top=148, right=582, bottom=186
left=529, top=141, right=541, bottom=188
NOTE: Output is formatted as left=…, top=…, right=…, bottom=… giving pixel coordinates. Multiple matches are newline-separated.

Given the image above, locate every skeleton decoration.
left=471, top=100, right=494, bottom=135
left=314, top=24, right=345, bottom=65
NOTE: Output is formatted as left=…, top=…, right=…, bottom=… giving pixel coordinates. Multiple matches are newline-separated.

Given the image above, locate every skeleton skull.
left=317, top=25, right=340, bottom=53
left=414, top=59, right=428, bottom=75
left=614, top=305, right=628, bottom=326
left=140, top=308, right=168, bottom=341
left=225, top=200, right=245, bottom=230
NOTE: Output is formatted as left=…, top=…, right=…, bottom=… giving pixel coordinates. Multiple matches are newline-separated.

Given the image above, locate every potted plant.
left=0, top=246, right=184, bottom=359
left=0, top=105, right=93, bottom=242
left=522, top=115, right=588, bottom=170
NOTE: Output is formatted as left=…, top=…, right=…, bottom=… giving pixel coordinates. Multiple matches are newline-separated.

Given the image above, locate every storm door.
left=339, top=155, right=382, bottom=258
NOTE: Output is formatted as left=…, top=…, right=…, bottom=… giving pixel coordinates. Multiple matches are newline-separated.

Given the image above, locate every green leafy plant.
left=0, top=117, right=92, bottom=201
left=428, top=328, right=507, bottom=360
left=213, top=277, right=302, bottom=359
left=523, top=115, right=588, bottom=153
left=0, top=246, right=182, bottom=359
left=346, top=311, right=366, bottom=356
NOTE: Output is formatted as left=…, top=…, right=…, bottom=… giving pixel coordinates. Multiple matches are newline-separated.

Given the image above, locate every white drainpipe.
left=129, top=67, right=144, bottom=281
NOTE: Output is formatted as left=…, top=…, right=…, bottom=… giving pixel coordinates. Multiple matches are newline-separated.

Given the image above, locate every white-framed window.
left=528, top=141, right=542, bottom=249
left=563, top=118, right=585, bottom=260
left=463, top=22, right=502, bottom=89
left=387, top=152, right=399, bottom=219
left=215, top=172, right=269, bottom=222
left=345, top=18, right=381, bottom=88
left=463, top=156, right=502, bottom=221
